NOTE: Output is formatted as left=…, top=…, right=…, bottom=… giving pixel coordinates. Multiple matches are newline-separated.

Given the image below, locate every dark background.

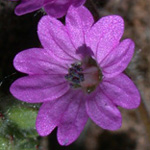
left=0, top=0, right=150, bottom=149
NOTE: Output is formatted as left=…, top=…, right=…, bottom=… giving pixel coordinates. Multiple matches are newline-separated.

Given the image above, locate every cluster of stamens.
left=65, top=56, right=102, bottom=94
left=65, top=62, right=84, bottom=88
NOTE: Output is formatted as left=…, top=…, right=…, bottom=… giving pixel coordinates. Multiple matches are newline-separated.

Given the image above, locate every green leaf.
left=0, top=137, right=11, bottom=150
left=16, top=138, right=38, bottom=150
left=7, top=106, right=38, bottom=130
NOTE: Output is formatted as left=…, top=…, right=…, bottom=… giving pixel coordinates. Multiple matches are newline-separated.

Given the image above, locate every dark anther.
left=65, top=62, right=84, bottom=88
left=79, top=73, right=84, bottom=82
left=72, top=77, right=80, bottom=84
left=65, top=74, right=73, bottom=80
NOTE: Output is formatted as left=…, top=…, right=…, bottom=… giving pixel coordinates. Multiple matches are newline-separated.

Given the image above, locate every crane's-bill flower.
left=14, top=0, right=85, bottom=18
left=10, top=6, right=141, bottom=146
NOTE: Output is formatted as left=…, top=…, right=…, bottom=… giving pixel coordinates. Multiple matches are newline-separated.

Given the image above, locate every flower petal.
left=100, top=39, right=135, bottom=78
left=44, top=0, right=72, bottom=18
left=36, top=90, right=76, bottom=136
left=15, top=0, right=43, bottom=16
left=73, top=0, right=86, bottom=7
left=86, top=15, right=124, bottom=63
left=86, top=86, right=122, bottom=130
left=57, top=91, right=88, bottom=146
left=38, top=15, right=79, bottom=62
left=13, top=48, right=68, bottom=75
left=36, top=89, right=88, bottom=139
left=10, top=75, right=70, bottom=103
left=66, top=6, right=94, bottom=51
left=100, top=73, right=141, bottom=109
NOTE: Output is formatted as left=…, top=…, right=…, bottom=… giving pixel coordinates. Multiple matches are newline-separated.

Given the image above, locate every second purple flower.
left=14, top=0, right=85, bottom=18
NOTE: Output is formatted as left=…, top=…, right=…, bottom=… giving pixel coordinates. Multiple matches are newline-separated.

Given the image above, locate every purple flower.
left=10, top=6, right=140, bottom=145
left=14, top=0, right=85, bottom=18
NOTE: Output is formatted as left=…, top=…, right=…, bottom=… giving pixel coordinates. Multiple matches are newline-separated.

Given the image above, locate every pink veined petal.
left=73, top=0, right=86, bottom=7
left=86, top=86, right=122, bottom=130
left=100, top=73, right=141, bottom=109
left=15, top=0, right=43, bottom=16
left=10, top=75, right=70, bottom=103
left=57, top=91, right=88, bottom=146
left=13, top=48, right=68, bottom=75
left=38, top=15, right=79, bottom=62
left=43, top=0, right=86, bottom=18
left=86, top=15, right=124, bottom=63
left=100, top=39, right=135, bottom=78
left=44, top=0, right=72, bottom=18
left=36, top=90, right=77, bottom=136
left=66, top=6, right=94, bottom=51
left=43, top=0, right=54, bottom=5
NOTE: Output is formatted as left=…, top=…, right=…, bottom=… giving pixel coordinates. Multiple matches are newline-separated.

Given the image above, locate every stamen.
left=65, top=62, right=84, bottom=88
left=65, top=57, right=102, bottom=94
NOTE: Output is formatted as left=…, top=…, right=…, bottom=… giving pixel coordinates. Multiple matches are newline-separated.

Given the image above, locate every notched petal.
left=15, top=0, right=43, bottom=16
left=10, top=75, right=70, bottom=103
left=86, top=86, right=122, bottom=130
left=57, top=91, right=88, bottom=146
left=38, top=15, right=79, bottom=62
left=66, top=6, right=94, bottom=50
left=86, top=15, right=124, bottom=63
left=13, top=48, right=67, bottom=75
left=101, top=39, right=135, bottom=78
left=101, top=73, right=141, bottom=109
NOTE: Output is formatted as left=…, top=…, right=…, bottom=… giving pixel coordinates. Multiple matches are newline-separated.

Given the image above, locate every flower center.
left=65, top=56, right=102, bottom=94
